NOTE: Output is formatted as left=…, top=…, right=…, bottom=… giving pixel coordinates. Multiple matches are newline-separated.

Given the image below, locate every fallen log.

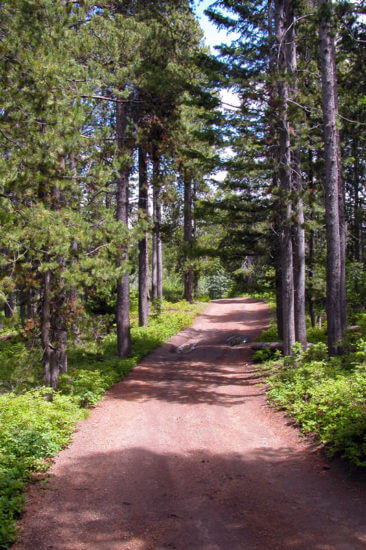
left=250, top=342, right=283, bottom=350
left=251, top=342, right=314, bottom=351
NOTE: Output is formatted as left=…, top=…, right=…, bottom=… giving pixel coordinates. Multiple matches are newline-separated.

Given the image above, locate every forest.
left=0, top=0, right=365, bottom=547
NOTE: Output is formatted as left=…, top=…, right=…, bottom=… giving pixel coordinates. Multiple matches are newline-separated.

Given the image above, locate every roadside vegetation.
left=254, top=316, right=366, bottom=469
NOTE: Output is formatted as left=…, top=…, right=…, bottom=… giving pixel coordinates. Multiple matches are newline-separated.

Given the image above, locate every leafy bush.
left=162, top=274, right=183, bottom=302
left=307, top=325, right=327, bottom=344
left=261, top=340, right=366, bottom=468
left=0, top=390, right=85, bottom=547
left=0, top=338, right=42, bottom=393
left=255, top=324, right=278, bottom=342
left=199, top=270, right=232, bottom=299
left=252, top=347, right=277, bottom=363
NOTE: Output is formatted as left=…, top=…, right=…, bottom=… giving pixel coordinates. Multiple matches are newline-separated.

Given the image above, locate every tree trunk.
left=69, top=153, right=80, bottom=345
left=286, top=3, right=307, bottom=349
left=308, top=228, right=316, bottom=327
left=332, top=42, right=347, bottom=334
left=138, top=144, right=149, bottom=327
left=352, top=139, right=360, bottom=261
left=4, top=293, right=13, bottom=318
left=268, top=0, right=283, bottom=342
left=318, top=0, right=345, bottom=355
left=50, top=275, right=68, bottom=383
left=19, top=289, right=26, bottom=328
left=116, top=101, right=132, bottom=356
left=275, top=0, right=295, bottom=355
left=275, top=244, right=284, bottom=340
left=152, top=150, right=163, bottom=310
left=307, top=146, right=316, bottom=328
left=42, top=271, right=52, bottom=387
left=27, top=288, right=37, bottom=320
left=183, top=175, right=193, bottom=303
left=157, top=200, right=163, bottom=308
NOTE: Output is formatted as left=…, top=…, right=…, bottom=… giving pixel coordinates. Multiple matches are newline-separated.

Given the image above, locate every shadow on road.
left=18, top=446, right=366, bottom=550
left=107, top=297, right=271, bottom=407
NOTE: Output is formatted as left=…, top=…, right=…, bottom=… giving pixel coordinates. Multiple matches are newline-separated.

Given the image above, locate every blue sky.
left=194, top=0, right=241, bottom=112
left=194, top=0, right=235, bottom=51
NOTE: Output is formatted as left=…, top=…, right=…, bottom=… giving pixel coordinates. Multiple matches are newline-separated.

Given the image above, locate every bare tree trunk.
left=27, top=288, right=37, bottom=319
left=138, top=145, right=149, bottom=326
left=275, top=0, right=295, bottom=355
left=274, top=243, right=284, bottom=340
left=50, top=264, right=68, bottom=382
left=42, top=270, right=52, bottom=387
left=286, top=2, right=307, bottom=349
left=268, top=0, right=284, bottom=342
left=157, top=198, right=163, bottom=308
left=353, top=139, right=360, bottom=261
left=41, top=167, right=68, bottom=389
left=183, top=175, right=193, bottom=303
left=308, top=228, right=316, bottom=327
left=318, top=0, right=344, bottom=355
left=151, top=150, right=163, bottom=309
left=332, top=43, right=347, bottom=334
left=19, top=289, right=26, bottom=328
left=69, top=153, right=81, bottom=345
left=4, top=293, right=13, bottom=318
left=307, top=146, right=316, bottom=327
left=116, top=101, right=132, bottom=356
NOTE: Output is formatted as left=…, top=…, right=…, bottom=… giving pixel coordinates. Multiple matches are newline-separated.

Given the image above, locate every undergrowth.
left=0, top=300, right=204, bottom=548
left=256, top=314, right=366, bottom=469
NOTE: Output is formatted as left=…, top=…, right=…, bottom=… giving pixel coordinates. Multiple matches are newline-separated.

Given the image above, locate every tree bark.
left=4, top=293, right=13, bottom=318
left=42, top=270, right=52, bottom=387
left=318, top=0, right=345, bottom=355
left=275, top=0, right=295, bottom=355
left=138, top=144, right=149, bottom=327
left=352, top=139, right=360, bottom=261
left=332, top=42, right=347, bottom=334
left=19, top=289, right=26, bottom=328
left=151, top=150, right=163, bottom=310
left=157, top=198, right=163, bottom=308
left=286, top=2, right=307, bottom=349
left=268, top=0, right=283, bottom=342
left=116, top=101, right=132, bottom=356
left=50, top=272, right=68, bottom=383
left=274, top=244, right=284, bottom=340
left=183, top=174, right=193, bottom=303
left=69, top=153, right=81, bottom=345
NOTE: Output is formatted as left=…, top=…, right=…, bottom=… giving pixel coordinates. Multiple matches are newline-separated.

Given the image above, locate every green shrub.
left=0, top=390, right=85, bottom=547
left=255, top=324, right=278, bottom=343
left=252, top=347, right=278, bottom=363
left=264, top=343, right=366, bottom=468
left=307, top=326, right=327, bottom=344
left=199, top=270, right=232, bottom=299
left=162, top=274, right=183, bottom=302
left=0, top=338, right=42, bottom=393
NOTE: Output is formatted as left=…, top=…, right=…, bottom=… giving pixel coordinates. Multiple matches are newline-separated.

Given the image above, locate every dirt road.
left=15, top=298, right=366, bottom=549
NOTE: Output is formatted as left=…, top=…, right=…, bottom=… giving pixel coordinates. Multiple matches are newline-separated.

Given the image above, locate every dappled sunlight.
left=105, top=298, right=270, bottom=407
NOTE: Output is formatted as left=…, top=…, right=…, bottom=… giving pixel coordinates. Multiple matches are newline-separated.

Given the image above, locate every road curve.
left=15, top=298, right=366, bottom=550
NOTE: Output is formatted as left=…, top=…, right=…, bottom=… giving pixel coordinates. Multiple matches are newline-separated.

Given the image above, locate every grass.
left=0, top=299, right=205, bottom=548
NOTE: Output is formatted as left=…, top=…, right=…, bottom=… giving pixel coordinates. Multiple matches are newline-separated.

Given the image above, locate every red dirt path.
left=15, top=298, right=366, bottom=549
